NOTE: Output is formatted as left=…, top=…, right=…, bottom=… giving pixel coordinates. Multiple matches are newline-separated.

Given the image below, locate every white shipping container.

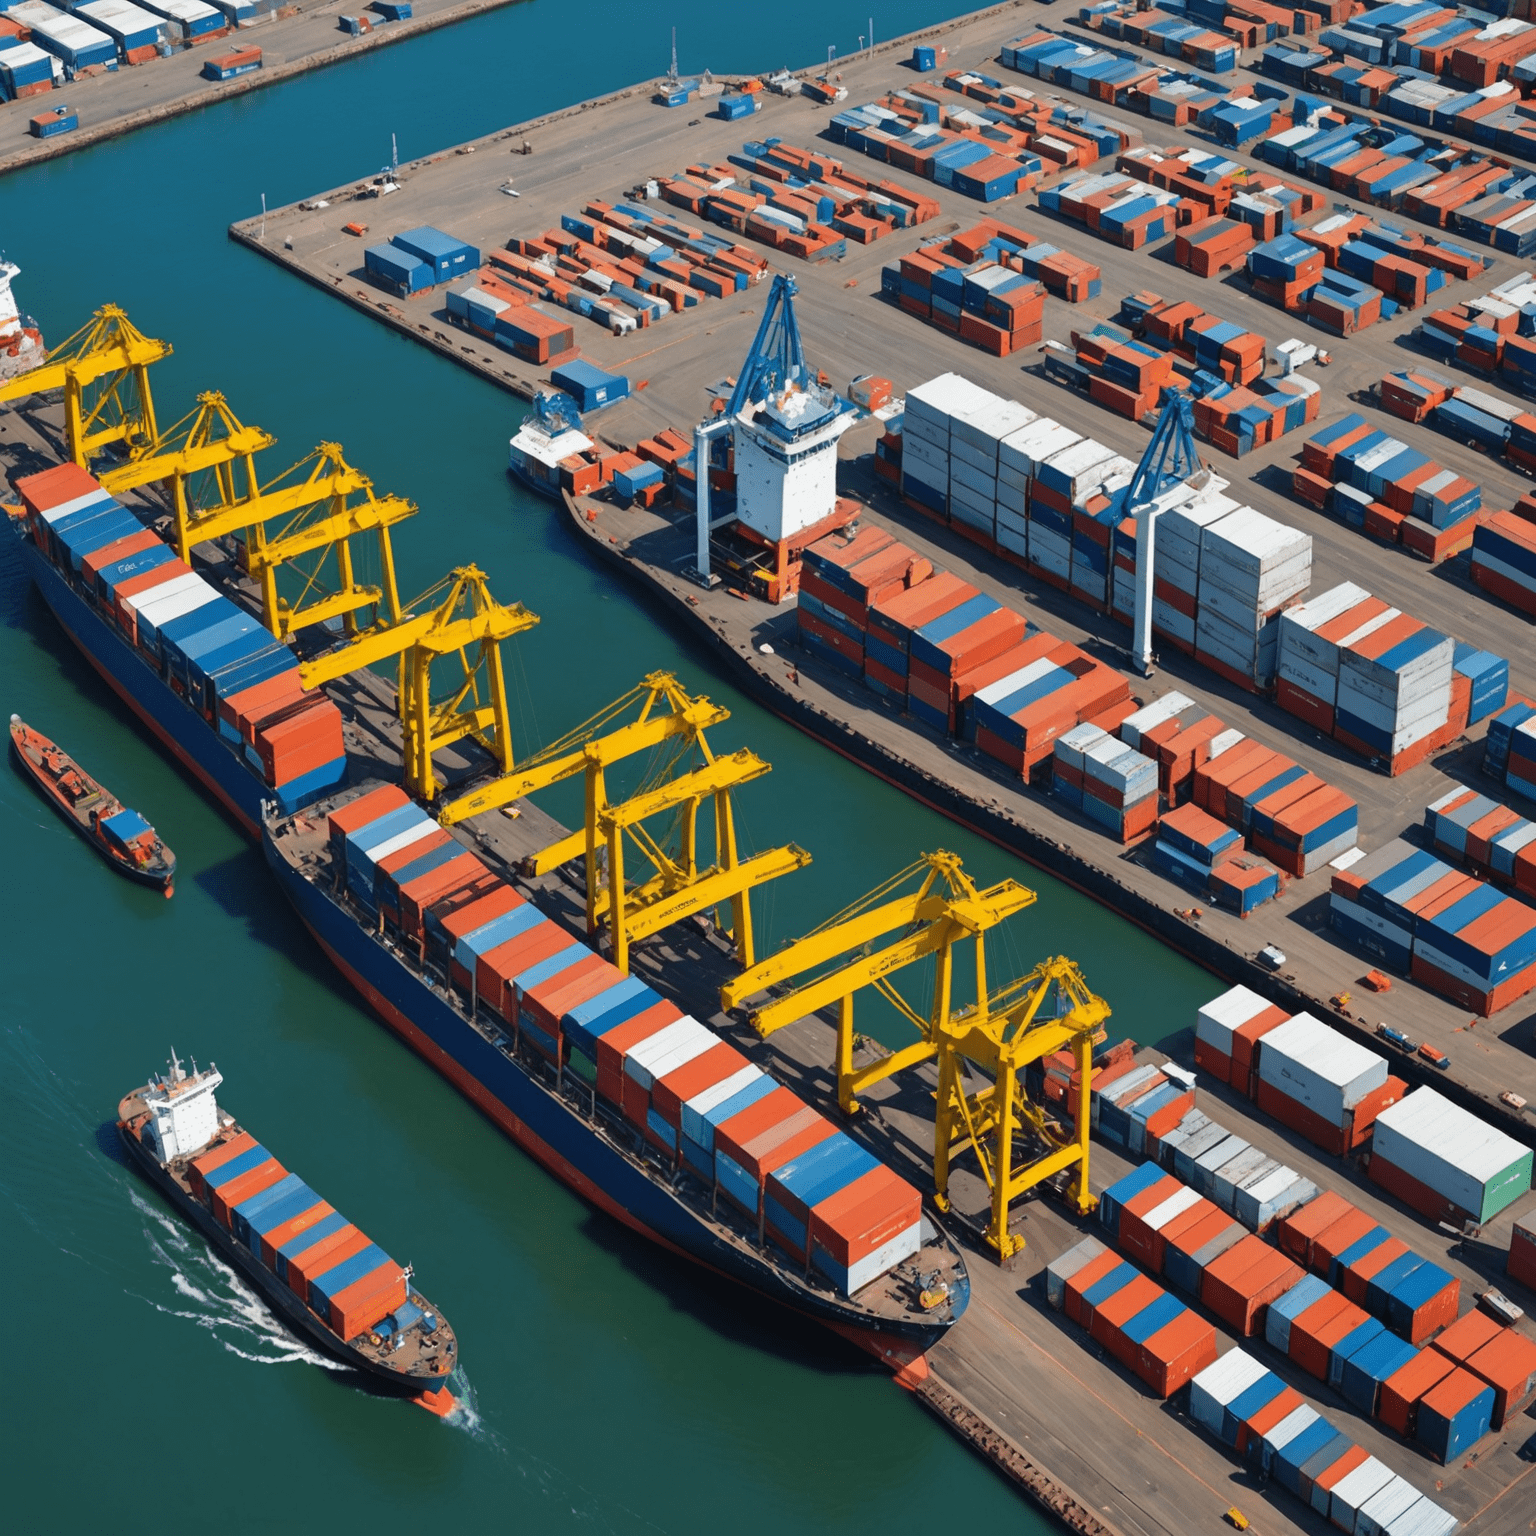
left=1120, top=691, right=1197, bottom=751
left=1189, top=1350, right=1266, bottom=1434
left=1257, top=1012, right=1387, bottom=1119
left=1371, top=1087, right=1533, bottom=1223
left=1196, top=985, right=1273, bottom=1054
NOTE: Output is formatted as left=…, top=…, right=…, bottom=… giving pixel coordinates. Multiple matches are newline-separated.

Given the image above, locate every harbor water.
left=2, top=4, right=1215, bottom=1527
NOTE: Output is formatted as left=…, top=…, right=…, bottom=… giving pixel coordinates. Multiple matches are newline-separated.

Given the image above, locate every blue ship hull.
left=21, top=536, right=272, bottom=837
left=262, top=817, right=964, bottom=1367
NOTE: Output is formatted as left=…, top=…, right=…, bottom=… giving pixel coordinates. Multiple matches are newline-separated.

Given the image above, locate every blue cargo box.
left=364, top=243, right=431, bottom=293
left=549, top=358, right=629, bottom=412
left=390, top=225, right=479, bottom=281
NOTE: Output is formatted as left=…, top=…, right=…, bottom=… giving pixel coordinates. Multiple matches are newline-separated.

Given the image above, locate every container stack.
left=330, top=793, right=926, bottom=1300
left=1152, top=803, right=1282, bottom=914
left=1190, top=1349, right=1464, bottom=1516
left=1246, top=232, right=1326, bottom=308
left=1297, top=211, right=1449, bottom=310
left=16, top=464, right=347, bottom=815
left=364, top=226, right=480, bottom=299
left=1118, top=143, right=1325, bottom=242
left=184, top=1132, right=412, bottom=1346
left=1423, top=787, right=1536, bottom=898
left=1471, top=510, right=1536, bottom=616
left=1330, top=838, right=1536, bottom=1014
left=1119, top=692, right=1228, bottom=805
left=1038, top=170, right=1187, bottom=251
left=1272, top=580, right=1464, bottom=773
left=1510, top=1211, right=1536, bottom=1289
left=1046, top=1236, right=1220, bottom=1396
left=1190, top=505, right=1311, bottom=690
left=1483, top=698, right=1536, bottom=798
left=1369, top=1087, right=1533, bottom=1227
left=797, top=515, right=1133, bottom=777
left=1258, top=1012, right=1403, bottom=1156
left=1052, top=723, right=1159, bottom=842
left=1194, top=986, right=1290, bottom=1093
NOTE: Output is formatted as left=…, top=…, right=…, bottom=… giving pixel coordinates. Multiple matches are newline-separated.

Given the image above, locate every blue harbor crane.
left=1128, top=389, right=1210, bottom=677
left=691, top=273, right=853, bottom=586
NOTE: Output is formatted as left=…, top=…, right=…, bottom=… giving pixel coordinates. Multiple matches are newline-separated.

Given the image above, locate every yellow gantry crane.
left=296, top=564, right=539, bottom=802
left=0, top=304, right=170, bottom=467
left=437, top=671, right=810, bottom=976
left=96, top=391, right=274, bottom=547
left=180, top=441, right=416, bottom=640
left=722, top=854, right=1106, bottom=1260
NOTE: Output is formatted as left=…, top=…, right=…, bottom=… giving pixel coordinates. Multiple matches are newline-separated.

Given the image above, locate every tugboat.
left=117, top=1053, right=460, bottom=1416
left=10, top=715, right=176, bottom=895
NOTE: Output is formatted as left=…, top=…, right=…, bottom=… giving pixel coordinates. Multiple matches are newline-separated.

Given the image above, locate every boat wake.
left=440, top=1365, right=494, bottom=1442
left=129, top=1187, right=348, bottom=1372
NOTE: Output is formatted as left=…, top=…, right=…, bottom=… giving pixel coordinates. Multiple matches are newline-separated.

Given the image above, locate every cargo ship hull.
left=21, top=537, right=269, bottom=837
left=263, top=818, right=960, bottom=1367
left=117, top=1117, right=447, bottom=1400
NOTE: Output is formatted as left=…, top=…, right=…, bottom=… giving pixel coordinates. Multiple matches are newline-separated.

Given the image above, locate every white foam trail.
left=128, top=1187, right=347, bottom=1372
left=442, top=1367, right=493, bottom=1442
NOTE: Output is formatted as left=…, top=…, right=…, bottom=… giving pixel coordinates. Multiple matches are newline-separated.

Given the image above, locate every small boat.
left=118, top=1053, right=459, bottom=1415
left=9, top=714, right=176, bottom=896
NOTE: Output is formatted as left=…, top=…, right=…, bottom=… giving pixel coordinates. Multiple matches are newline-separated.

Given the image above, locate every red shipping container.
left=439, top=885, right=524, bottom=990
left=375, top=828, right=455, bottom=913
left=1138, top=1308, right=1218, bottom=1397
left=327, top=784, right=411, bottom=857
left=1311, top=1444, right=1370, bottom=1503
left=187, top=1131, right=258, bottom=1201
left=1201, top=1236, right=1304, bottom=1335
left=477, top=922, right=571, bottom=1022
left=1293, top=1292, right=1371, bottom=1382
left=1464, top=1332, right=1536, bottom=1428
left=522, top=955, right=619, bottom=1038
left=210, top=1158, right=288, bottom=1228
left=1117, top=1176, right=1187, bottom=1271
left=1255, top=1076, right=1349, bottom=1156
left=1511, top=1218, right=1536, bottom=1289
left=1089, top=1274, right=1164, bottom=1357
left=1276, top=1192, right=1356, bottom=1268
left=221, top=669, right=306, bottom=741
left=1309, top=1205, right=1382, bottom=1278
left=1238, top=1384, right=1306, bottom=1455
left=1338, top=1235, right=1409, bottom=1305
left=715, top=1099, right=835, bottom=1216
left=1379, top=1348, right=1456, bottom=1436
left=398, top=851, right=489, bottom=941
left=1432, top=1307, right=1504, bottom=1365
left=809, top=1165, right=921, bottom=1268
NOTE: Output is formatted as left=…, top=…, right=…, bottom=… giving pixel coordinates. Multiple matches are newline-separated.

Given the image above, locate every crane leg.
left=1072, top=1030, right=1096, bottom=1217
left=835, top=993, right=860, bottom=1116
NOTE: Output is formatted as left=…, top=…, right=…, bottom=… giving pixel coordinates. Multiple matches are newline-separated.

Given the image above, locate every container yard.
left=0, top=0, right=520, bottom=174
left=8, top=0, right=1536, bottom=1531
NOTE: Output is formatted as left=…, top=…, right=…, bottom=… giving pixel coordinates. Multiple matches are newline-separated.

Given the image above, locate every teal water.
left=2, top=8, right=1215, bottom=1529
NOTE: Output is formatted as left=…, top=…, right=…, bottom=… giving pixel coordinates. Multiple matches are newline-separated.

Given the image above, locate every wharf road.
left=230, top=10, right=1536, bottom=1117
left=3, top=398, right=1535, bottom=1536
left=0, top=0, right=525, bottom=177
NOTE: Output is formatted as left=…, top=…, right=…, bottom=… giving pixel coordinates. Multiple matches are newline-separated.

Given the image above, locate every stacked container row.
left=15, top=464, right=345, bottom=812
left=1423, top=785, right=1536, bottom=898
left=1330, top=838, right=1536, bottom=1014
left=327, top=787, right=927, bottom=1299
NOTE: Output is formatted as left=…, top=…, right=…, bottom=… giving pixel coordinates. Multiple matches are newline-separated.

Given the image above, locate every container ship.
left=118, top=1052, right=458, bottom=1414
left=6, top=429, right=968, bottom=1373
left=264, top=782, right=968, bottom=1368
left=10, top=461, right=349, bottom=837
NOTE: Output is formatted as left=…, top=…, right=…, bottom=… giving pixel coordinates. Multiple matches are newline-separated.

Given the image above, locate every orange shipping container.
left=329, top=1261, right=410, bottom=1342
left=1201, top=1235, right=1303, bottom=1335
left=1137, top=1308, right=1218, bottom=1397
left=187, top=1131, right=257, bottom=1201
left=287, top=1225, right=367, bottom=1298
left=210, top=1158, right=288, bottom=1228
left=259, top=1200, right=338, bottom=1269
left=809, top=1165, right=920, bottom=1267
